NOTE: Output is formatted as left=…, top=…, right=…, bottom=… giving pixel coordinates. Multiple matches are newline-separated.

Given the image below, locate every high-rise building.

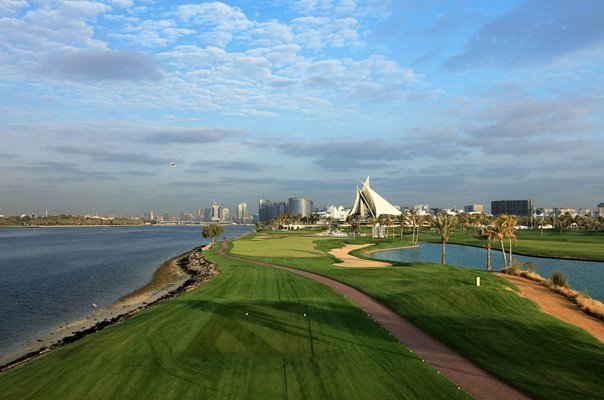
left=259, top=199, right=287, bottom=222
left=221, top=207, right=230, bottom=221
left=464, top=204, right=484, bottom=213
left=204, top=208, right=212, bottom=222
left=144, top=210, right=154, bottom=221
left=598, top=203, right=604, bottom=218
left=211, top=201, right=221, bottom=221
left=288, top=197, right=313, bottom=218
left=237, top=202, right=247, bottom=221
left=491, top=200, right=534, bottom=216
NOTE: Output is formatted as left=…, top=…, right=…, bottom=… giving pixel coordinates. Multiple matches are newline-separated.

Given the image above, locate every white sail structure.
left=348, top=177, right=401, bottom=218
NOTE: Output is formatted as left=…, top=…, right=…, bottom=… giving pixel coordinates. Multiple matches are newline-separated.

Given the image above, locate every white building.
left=348, top=177, right=401, bottom=218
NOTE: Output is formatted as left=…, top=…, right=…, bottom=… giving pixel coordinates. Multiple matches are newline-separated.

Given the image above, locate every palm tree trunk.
left=508, top=237, right=513, bottom=268
left=500, top=240, right=508, bottom=271
left=487, top=242, right=491, bottom=271
left=441, top=238, right=446, bottom=264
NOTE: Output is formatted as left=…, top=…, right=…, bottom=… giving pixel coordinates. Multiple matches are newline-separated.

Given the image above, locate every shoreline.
left=0, top=243, right=216, bottom=372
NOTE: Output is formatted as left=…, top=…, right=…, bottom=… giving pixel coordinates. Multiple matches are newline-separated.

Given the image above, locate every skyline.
left=1, top=1, right=603, bottom=215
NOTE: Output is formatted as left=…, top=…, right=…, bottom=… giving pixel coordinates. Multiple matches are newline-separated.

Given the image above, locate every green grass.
left=0, top=244, right=468, bottom=400
left=235, top=233, right=604, bottom=400
left=232, top=234, right=327, bottom=258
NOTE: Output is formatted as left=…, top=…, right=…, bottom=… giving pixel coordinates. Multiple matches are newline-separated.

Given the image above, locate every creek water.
left=369, top=243, right=604, bottom=302
left=0, top=225, right=252, bottom=357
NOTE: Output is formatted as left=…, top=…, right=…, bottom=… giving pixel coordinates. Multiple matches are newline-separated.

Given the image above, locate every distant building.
left=144, top=210, right=154, bottom=221
left=259, top=199, right=287, bottom=222
left=577, top=208, right=592, bottom=217
left=326, top=205, right=350, bottom=221
left=204, top=208, right=212, bottom=222
left=491, top=200, right=534, bottom=216
left=237, top=202, right=247, bottom=221
left=221, top=207, right=230, bottom=221
left=196, top=209, right=204, bottom=220
left=288, top=197, right=313, bottom=218
left=180, top=212, right=193, bottom=221
left=598, top=203, right=604, bottom=218
left=211, top=201, right=221, bottom=221
left=464, top=204, right=484, bottom=213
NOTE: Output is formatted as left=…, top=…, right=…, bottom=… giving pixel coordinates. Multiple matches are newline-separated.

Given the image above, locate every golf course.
left=1, top=231, right=603, bottom=399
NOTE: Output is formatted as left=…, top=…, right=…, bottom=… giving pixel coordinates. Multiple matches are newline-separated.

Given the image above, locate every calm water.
left=369, top=243, right=604, bottom=302
left=0, top=225, right=252, bottom=357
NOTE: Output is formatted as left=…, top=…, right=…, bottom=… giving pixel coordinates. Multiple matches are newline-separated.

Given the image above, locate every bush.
left=549, top=270, right=569, bottom=288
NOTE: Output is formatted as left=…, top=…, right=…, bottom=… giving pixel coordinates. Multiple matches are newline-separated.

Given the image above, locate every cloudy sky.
left=1, top=0, right=603, bottom=216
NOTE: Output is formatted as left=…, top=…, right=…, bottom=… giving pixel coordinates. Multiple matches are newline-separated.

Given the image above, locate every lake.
left=0, top=225, right=252, bottom=357
left=369, top=243, right=604, bottom=302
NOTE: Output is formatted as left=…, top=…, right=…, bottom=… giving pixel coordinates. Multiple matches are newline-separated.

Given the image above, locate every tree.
left=499, top=214, right=518, bottom=268
left=202, top=224, right=224, bottom=243
left=493, top=218, right=508, bottom=271
left=475, top=225, right=497, bottom=271
left=432, top=214, right=457, bottom=264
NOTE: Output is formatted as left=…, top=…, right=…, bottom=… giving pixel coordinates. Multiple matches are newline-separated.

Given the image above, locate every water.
left=369, top=243, right=604, bottom=302
left=0, top=225, right=252, bottom=357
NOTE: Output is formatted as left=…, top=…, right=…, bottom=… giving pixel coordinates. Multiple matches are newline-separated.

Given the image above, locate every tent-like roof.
left=348, top=177, right=401, bottom=218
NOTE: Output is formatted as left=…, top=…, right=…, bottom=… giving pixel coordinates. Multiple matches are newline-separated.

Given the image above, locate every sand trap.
left=498, top=273, right=604, bottom=343
left=330, top=244, right=391, bottom=268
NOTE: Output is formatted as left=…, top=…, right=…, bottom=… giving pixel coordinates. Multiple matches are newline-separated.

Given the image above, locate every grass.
left=0, top=243, right=468, bottom=400
left=232, top=235, right=327, bottom=258
left=236, top=232, right=604, bottom=400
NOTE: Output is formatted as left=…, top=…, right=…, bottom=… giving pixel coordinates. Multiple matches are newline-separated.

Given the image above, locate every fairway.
left=0, top=244, right=468, bottom=400
left=232, top=234, right=327, bottom=258
left=236, top=232, right=604, bottom=400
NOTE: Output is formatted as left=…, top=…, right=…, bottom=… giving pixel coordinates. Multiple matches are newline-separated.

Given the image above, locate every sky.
left=1, top=0, right=603, bottom=216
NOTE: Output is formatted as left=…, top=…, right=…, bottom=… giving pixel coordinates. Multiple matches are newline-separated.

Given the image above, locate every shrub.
left=549, top=270, right=569, bottom=288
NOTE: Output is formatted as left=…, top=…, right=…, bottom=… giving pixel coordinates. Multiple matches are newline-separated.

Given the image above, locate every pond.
left=369, top=243, right=604, bottom=302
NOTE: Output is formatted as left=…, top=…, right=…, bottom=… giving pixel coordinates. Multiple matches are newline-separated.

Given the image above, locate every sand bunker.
left=498, top=273, right=604, bottom=343
left=330, top=244, right=391, bottom=268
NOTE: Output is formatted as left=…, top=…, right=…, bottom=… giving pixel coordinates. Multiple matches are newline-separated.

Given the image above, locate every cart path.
left=217, top=242, right=532, bottom=400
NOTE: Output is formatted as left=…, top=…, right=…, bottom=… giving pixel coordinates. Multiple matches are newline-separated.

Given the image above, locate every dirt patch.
left=497, top=273, right=604, bottom=343
left=329, top=244, right=391, bottom=268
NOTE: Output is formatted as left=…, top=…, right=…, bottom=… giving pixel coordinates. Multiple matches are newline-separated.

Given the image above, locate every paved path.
left=218, top=242, right=532, bottom=400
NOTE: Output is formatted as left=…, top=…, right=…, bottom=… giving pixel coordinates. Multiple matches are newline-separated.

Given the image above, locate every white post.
left=476, top=276, right=481, bottom=287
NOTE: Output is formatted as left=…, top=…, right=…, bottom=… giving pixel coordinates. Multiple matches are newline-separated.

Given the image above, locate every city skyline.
left=1, top=1, right=603, bottom=215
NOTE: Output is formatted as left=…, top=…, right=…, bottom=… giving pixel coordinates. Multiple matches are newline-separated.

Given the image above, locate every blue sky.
left=1, top=0, right=603, bottom=216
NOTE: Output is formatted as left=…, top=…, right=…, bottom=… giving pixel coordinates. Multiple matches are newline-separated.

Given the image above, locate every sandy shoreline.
left=0, top=243, right=215, bottom=372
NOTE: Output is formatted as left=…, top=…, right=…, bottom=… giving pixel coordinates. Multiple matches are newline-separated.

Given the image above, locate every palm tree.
left=475, top=225, right=496, bottom=271
left=399, top=212, right=407, bottom=239
left=499, top=214, right=518, bottom=268
left=409, top=208, right=420, bottom=245
left=432, top=214, right=457, bottom=264
left=493, top=218, right=508, bottom=271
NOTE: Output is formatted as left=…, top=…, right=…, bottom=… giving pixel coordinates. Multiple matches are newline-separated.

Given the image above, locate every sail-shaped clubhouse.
left=348, top=177, right=401, bottom=218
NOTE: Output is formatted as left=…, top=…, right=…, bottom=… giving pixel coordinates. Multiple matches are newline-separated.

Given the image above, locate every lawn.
left=0, top=243, right=468, bottom=400
left=236, top=232, right=604, bottom=400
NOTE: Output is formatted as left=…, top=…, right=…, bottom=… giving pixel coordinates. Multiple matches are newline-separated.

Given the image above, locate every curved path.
left=217, top=242, right=532, bottom=400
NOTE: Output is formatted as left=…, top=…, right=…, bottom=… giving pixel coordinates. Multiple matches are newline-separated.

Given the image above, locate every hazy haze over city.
left=1, top=0, right=603, bottom=216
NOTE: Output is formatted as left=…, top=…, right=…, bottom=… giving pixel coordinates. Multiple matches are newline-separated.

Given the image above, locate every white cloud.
left=106, top=0, right=134, bottom=7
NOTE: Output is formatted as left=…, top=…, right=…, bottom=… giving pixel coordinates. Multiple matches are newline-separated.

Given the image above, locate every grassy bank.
left=0, top=244, right=468, bottom=400
left=231, top=232, right=604, bottom=400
